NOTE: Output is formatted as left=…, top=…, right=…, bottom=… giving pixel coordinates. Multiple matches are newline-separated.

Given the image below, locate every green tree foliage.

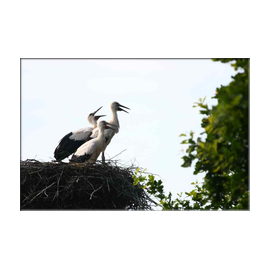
left=183, top=58, right=249, bottom=209
left=133, top=59, right=249, bottom=210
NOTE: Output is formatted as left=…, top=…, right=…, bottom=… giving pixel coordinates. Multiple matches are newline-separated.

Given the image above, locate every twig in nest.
left=109, top=149, right=127, bottom=160
left=53, top=168, right=64, bottom=200
left=90, top=184, right=104, bottom=200
left=30, top=182, right=56, bottom=203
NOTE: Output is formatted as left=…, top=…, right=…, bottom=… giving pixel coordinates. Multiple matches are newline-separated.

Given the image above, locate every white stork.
left=90, top=101, right=130, bottom=162
left=71, top=121, right=117, bottom=163
left=54, top=106, right=105, bottom=161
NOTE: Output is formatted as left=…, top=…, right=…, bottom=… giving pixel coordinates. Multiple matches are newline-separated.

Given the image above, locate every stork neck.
left=109, top=110, right=120, bottom=132
left=97, top=127, right=105, bottom=139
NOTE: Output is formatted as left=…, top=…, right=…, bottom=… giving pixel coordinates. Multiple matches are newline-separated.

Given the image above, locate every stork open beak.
left=94, top=115, right=106, bottom=121
left=92, top=106, right=103, bottom=115
left=105, top=125, right=116, bottom=131
left=118, top=103, right=130, bottom=113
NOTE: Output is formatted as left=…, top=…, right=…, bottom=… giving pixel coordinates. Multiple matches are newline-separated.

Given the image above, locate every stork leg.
left=102, top=151, right=105, bottom=164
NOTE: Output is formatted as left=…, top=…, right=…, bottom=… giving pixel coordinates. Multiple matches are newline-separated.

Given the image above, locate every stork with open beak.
left=54, top=106, right=106, bottom=161
left=90, top=101, right=130, bottom=163
left=71, top=121, right=117, bottom=163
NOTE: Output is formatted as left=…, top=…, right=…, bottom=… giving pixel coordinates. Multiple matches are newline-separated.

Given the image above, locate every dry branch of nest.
left=20, top=159, right=155, bottom=210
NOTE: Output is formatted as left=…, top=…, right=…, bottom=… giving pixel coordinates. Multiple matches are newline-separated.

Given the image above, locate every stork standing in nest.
left=71, top=121, right=117, bottom=163
left=54, top=106, right=105, bottom=161
left=90, top=101, right=130, bottom=163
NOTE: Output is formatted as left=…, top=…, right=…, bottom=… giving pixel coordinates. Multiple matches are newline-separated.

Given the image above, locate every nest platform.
left=21, top=159, right=153, bottom=210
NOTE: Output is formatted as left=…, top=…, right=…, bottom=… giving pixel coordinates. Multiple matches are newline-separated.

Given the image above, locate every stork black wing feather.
left=54, top=132, right=87, bottom=161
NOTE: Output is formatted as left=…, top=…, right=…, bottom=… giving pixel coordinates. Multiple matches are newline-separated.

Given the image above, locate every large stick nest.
left=21, top=159, right=154, bottom=210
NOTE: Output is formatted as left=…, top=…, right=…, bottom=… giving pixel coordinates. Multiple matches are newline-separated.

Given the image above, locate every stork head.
left=98, top=120, right=117, bottom=131
left=87, top=106, right=106, bottom=126
left=110, top=101, right=130, bottom=113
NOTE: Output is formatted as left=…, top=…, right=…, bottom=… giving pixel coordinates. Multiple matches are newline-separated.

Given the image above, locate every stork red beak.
left=105, top=125, right=116, bottom=131
left=105, top=122, right=117, bottom=131
left=118, top=103, right=130, bottom=113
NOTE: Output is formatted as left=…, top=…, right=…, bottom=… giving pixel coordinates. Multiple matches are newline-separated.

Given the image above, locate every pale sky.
left=21, top=59, right=238, bottom=198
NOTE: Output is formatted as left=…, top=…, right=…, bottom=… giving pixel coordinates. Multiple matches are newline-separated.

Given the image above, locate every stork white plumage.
left=54, top=106, right=105, bottom=161
left=90, top=101, right=130, bottom=162
left=71, top=121, right=116, bottom=163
